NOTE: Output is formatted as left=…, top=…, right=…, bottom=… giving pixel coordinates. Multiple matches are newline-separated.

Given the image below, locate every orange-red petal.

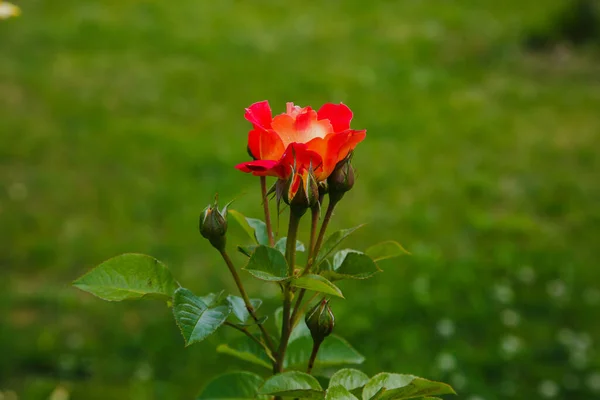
left=317, top=103, right=353, bottom=132
left=245, top=101, right=273, bottom=130
left=235, top=159, right=280, bottom=177
left=271, top=143, right=323, bottom=180
left=248, top=128, right=285, bottom=161
left=307, top=129, right=366, bottom=180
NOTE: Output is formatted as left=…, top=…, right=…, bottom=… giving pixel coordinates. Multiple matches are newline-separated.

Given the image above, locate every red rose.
left=235, top=101, right=366, bottom=182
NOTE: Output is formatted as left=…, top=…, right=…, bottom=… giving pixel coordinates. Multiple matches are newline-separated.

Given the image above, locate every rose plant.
left=73, top=101, right=456, bottom=400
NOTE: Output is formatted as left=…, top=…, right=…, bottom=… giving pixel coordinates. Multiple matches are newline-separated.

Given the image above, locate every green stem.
left=274, top=211, right=302, bottom=374
left=307, top=206, right=320, bottom=256
left=290, top=200, right=338, bottom=328
left=290, top=291, right=319, bottom=332
left=306, top=198, right=338, bottom=273
left=307, top=340, right=323, bottom=374
left=260, top=176, right=275, bottom=247
left=219, top=249, right=276, bottom=354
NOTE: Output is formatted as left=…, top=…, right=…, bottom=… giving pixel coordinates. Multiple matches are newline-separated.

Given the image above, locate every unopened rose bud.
left=305, top=298, right=335, bottom=344
left=199, top=197, right=228, bottom=251
left=327, top=157, right=355, bottom=203
left=280, top=169, right=319, bottom=216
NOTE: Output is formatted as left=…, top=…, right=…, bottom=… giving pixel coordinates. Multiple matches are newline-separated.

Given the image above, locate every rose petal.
left=245, top=101, right=273, bottom=130
left=235, top=160, right=279, bottom=177
left=317, top=103, right=353, bottom=132
left=248, top=128, right=285, bottom=161
left=307, top=129, right=366, bottom=179
left=272, top=143, right=323, bottom=180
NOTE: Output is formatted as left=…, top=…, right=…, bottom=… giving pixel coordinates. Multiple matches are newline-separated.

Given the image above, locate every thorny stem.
left=260, top=176, right=275, bottom=247
left=307, top=340, right=323, bottom=374
left=219, top=249, right=276, bottom=354
left=274, top=211, right=302, bottom=374
left=224, top=322, right=275, bottom=362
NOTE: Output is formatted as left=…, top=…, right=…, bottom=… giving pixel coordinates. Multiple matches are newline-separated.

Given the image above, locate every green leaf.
left=259, top=371, right=324, bottom=398
left=323, top=250, right=381, bottom=280
left=226, top=295, right=262, bottom=324
left=275, top=237, right=306, bottom=254
left=73, top=253, right=178, bottom=301
left=286, top=334, right=365, bottom=368
left=362, top=373, right=456, bottom=400
left=329, top=369, right=370, bottom=392
left=229, top=209, right=269, bottom=245
left=243, top=245, right=290, bottom=282
left=365, top=241, right=410, bottom=262
left=216, top=335, right=272, bottom=369
left=316, top=225, right=365, bottom=266
left=326, top=385, right=359, bottom=400
left=292, top=274, right=345, bottom=298
left=197, top=371, right=267, bottom=399
left=173, top=288, right=231, bottom=346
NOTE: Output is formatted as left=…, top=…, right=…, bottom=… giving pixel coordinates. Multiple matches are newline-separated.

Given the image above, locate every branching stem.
left=274, top=211, right=302, bottom=374
left=219, top=249, right=276, bottom=354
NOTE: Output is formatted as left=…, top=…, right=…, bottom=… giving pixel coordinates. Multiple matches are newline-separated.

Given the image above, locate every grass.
left=1, top=0, right=599, bottom=399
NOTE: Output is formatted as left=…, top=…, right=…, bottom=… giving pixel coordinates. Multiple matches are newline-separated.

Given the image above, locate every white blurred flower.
left=516, top=265, right=535, bottom=284
left=501, top=309, right=521, bottom=327
left=0, top=1, right=20, bottom=19
left=493, top=283, right=514, bottom=304
left=586, top=371, right=600, bottom=393
left=538, top=380, right=559, bottom=398
left=436, top=352, right=457, bottom=372
left=436, top=318, right=455, bottom=338
left=547, top=279, right=567, bottom=299
left=500, top=334, right=523, bottom=358
left=450, top=373, right=467, bottom=390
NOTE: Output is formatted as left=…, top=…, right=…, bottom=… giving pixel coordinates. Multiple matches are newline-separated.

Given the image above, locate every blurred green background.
left=2, top=0, right=600, bottom=399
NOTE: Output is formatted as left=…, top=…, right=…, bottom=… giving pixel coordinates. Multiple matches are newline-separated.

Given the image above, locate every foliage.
left=2, top=0, right=600, bottom=399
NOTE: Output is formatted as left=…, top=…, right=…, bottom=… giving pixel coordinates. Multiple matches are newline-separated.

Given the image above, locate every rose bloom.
left=235, top=101, right=366, bottom=186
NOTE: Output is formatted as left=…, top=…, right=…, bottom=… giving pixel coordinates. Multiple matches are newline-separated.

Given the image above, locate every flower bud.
left=305, top=298, right=335, bottom=344
left=199, top=197, right=228, bottom=251
left=327, top=157, right=355, bottom=203
left=280, top=169, right=319, bottom=216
